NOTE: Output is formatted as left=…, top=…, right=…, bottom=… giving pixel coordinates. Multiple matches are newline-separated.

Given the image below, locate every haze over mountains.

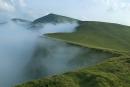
left=0, top=13, right=130, bottom=87
left=0, top=0, right=130, bottom=87
left=16, top=14, right=130, bottom=87
left=0, top=13, right=87, bottom=87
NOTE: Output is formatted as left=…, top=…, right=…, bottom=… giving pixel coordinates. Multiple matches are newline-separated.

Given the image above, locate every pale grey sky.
left=0, top=0, right=130, bottom=25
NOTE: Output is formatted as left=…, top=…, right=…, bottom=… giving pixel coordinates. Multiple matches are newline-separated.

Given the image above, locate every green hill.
left=47, top=21, right=130, bottom=54
left=16, top=15, right=130, bottom=87
left=30, top=13, right=79, bottom=28
left=32, top=13, right=78, bottom=24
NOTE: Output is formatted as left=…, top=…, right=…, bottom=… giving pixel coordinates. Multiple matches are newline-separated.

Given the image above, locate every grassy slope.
left=16, top=56, right=130, bottom=87
left=47, top=21, right=130, bottom=54
left=16, top=21, right=130, bottom=87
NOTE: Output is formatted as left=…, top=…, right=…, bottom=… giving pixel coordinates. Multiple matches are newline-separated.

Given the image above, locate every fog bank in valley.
left=0, top=20, right=79, bottom=87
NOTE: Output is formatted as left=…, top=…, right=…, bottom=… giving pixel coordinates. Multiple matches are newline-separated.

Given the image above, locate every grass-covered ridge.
left=16, top=15, right=130, bottom=87
left=47, top=21, right=130, bottom=54
left=16, top=56, right=130, bottom=87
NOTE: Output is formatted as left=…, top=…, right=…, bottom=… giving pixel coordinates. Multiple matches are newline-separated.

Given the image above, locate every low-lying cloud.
left=25, top=37, right=113, bottom=80
left=0, top=1, right=117, bottom=87
left=38, top=23, right=78, bottom=34
left=0, top=18, right=79, bottom=87
left=0, top=20, right=39, bottom=87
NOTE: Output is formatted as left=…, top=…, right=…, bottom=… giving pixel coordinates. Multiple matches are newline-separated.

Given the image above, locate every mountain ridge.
left=32, top=13, right=79, bottom=24
left=16, top=14, right=130, bottom=87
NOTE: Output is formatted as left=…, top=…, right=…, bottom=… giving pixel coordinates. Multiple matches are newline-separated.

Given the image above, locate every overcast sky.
left=0, top=0, right=130, bottom=25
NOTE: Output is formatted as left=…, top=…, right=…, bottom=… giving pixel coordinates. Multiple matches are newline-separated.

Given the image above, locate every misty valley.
left=0, top=14, right=115, bottom=87
left=1, top=0, right=130, bottom=87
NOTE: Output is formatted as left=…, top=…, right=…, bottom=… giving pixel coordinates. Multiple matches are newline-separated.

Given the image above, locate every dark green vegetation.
left=30, top=13, right=78, bottom=28
left=16, top=14, right=130, bottom=87
left=16, top=56, right=130, bottom=87
left=24, top=38, right=115, bottom=80
left=32, top=13, right=78, bottom=24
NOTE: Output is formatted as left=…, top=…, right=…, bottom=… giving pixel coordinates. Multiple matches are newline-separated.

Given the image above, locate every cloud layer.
left=25, top=0, right=130, bottom=25
left=0, top=0, right=15, bottom=11
left=97, top=0, right=130, bottom=11
left=0, top=0, right=130, bottom=25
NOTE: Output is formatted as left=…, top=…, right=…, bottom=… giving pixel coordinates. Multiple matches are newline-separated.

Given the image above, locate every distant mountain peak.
left=11, top=18, right=31, bottom=23
left=32, top=13, right=79, bottom=24
left=11, top=18, right=31, bottom=28
left=45, top=13, right=59, bottom=17
left=44, top=13, right=69, bottom=18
